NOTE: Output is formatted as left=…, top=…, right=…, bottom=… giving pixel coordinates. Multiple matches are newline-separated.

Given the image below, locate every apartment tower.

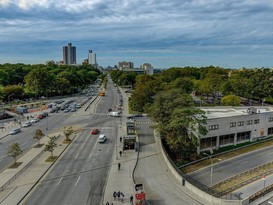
left=63, top=43, right=76, bottom=65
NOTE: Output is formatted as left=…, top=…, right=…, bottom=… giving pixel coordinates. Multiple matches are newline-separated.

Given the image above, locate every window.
left=238, top=121, right=244, bottom=126
left=200, top=137, right=217, bottom=150
left=269, top=117, right=273, bottom=122
left=209, top=124, right=219, bottom=130
left=219, top=134, right=235, bottom=146
left=268, top=127, right=273, bottom=135
left=254, top=119, right=259, bottom=124
left=237, top=131, right=251, bottom=142
left=230, top=122, right=236, bottom=127
left=247, top=120, right=252, bottom=125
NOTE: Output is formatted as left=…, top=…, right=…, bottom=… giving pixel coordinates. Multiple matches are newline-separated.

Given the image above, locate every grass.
left=9, top=162, right=23, bottom=168
left=45, top=156, right=58, bottom=162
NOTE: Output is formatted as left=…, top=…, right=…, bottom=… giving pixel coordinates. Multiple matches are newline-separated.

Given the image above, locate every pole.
left=203, top=153, right=213, bottom=187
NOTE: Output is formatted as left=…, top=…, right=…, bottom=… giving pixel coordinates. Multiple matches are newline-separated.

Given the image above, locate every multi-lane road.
left=22, top=79, right=121, bottom=205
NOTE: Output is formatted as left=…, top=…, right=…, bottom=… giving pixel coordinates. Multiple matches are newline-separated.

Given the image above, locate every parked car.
left=30, top=118, right=39, bottom=123
left=37, top=115, right=44, bottom=119
left=22, top=121, right=32, bottom=127
left=10, top=128, right=21, bottom=135
left=91, top=128, right=99, bottom=135
left=133, top=113, right=143, bottom=117
left=42, top=112, right=48, bottom=117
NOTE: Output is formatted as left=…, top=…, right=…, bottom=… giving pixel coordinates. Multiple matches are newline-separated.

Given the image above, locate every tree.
left=44, top=136, right=57, bottom=158
left=33, top=129, right=45, bottom=145
left=221, top=95, right=241, bottom=106
left=63, top=126, right=74, bottom=141
left=7, top=142, right=23, bottom=166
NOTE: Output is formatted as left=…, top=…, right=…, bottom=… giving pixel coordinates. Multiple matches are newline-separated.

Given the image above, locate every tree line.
left=110, top=66, right=273, bottom=163
left=0, top=63, right=102, bottom=102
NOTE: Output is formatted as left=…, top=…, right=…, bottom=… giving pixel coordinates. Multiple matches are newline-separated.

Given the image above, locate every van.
left=98, top=134, right=106, bottom=143
left=109, top=111, right=120, bottom=117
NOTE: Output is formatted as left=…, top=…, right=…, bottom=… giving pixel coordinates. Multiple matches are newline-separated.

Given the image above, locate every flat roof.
left=200, top=106, right=273, bottom=119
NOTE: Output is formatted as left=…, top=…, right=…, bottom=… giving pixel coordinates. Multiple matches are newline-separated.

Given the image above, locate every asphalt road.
left=189, top=145, right=273, bottom=187
left=23, top=79, right=121, bottom=205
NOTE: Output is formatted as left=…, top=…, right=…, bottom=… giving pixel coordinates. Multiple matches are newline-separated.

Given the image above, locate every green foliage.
left=33, top=129, right=45, bottom=145
left=221, top=95, right=241, bottom=106
left=44, top=136, right=57, bottom=157
left=7, top=142, right=23, bottom=165
left=3, top=85, right=24, bottom=100
left=63, top=126, right=74, bottom=141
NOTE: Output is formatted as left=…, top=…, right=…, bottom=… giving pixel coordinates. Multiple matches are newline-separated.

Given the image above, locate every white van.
left=98, top=134, right=106, bottom=143
left=109, top=111, right=120, bottom=117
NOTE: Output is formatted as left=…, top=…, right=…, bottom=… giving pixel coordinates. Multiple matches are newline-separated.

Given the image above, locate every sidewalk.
left=0, top=131, right=66, bottom=205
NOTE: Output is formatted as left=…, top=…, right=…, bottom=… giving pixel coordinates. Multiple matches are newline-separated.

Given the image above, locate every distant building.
left=140, top=63, right=153, bottom=75
left=88, top=50, right=97, bottom=68
left=118, top=61, right=134, bottom=70
left=63, top=43, right=76, bottom=65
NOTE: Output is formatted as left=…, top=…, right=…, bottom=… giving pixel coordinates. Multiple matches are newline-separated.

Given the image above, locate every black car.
left=42, top=112, right=49, bottom=117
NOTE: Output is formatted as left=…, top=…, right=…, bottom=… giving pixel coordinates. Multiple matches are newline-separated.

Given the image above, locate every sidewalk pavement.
left=0, top=131, right=66, bottom=205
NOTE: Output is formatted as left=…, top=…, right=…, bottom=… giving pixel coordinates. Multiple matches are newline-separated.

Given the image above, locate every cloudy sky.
left=1, top=0, right=273, bottom=69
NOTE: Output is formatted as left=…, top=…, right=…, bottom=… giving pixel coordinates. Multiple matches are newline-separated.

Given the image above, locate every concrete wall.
left=157, top=133, right=250, bottom=205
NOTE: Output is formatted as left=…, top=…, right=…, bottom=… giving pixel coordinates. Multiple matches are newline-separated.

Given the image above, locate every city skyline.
left=1, top=0, right=273, bottom=69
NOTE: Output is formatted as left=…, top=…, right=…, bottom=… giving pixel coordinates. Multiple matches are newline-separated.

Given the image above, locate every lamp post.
left=8, top=93, right=15, bottom=109
left=250, top=91, right=254, bottom=106
left=203, top=152, right=213, bottom=187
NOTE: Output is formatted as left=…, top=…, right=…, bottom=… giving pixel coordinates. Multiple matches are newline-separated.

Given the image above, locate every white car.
left=10, top=128, right=21, bottom=135
left=30, top=118, right=39, bottom=123
left=22, top=121, right=32, bottom=127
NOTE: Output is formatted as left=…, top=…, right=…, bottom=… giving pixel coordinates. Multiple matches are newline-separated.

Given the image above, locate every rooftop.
left=200, top=106, right=273, bottom=119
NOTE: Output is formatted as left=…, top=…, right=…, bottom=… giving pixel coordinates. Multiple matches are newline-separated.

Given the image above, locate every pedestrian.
left=120, top=136, right=122, bottom=142
left=111, top=203, right=113, bottom=205
left=117, top=191, right=120, bottom=201
left=119, top=150, right=122, bottom=157
left=120, top=192, right=124, bottom=203
left=118, top=163, right=121, bottom=171
left=130, top=195, right=134, bottom=204
left=106, top=202, right=110, bottom=205
left=113, top=191, right=117, bottom=201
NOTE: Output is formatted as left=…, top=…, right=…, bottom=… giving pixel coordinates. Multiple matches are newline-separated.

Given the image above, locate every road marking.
left=57, top=177, right=63, bottom=186
left=75, top=176, right=81, bottom=186
left=89, top=152, right=93, bottom=159
left=240, top=161, right=248, bottom=165
left=268, top=201, right=273, bottom=205
left=75, top=153, right=79, bottom=159
left=81, top=134, right=89, bottom=148
left=267, top=152, right=273, bottom=155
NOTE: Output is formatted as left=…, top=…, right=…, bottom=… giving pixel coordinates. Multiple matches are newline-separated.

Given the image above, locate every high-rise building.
left=88, top=50, right=97, bottom=68
left=63, top=43, right=76, bottom=65
left=140, top=63, right=154, bottom=75
left=118, top=61, right=134, bottom=70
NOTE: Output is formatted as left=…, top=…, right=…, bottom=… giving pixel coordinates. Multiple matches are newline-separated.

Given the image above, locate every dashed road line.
left=57, top=177, right=63, bottom=186
left=75, top=176, right=81, bottom=186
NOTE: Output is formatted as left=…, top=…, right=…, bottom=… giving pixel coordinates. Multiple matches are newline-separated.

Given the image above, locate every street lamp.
left=250, top=91, right=254, bottom=106
left=203, top=152, right=213, bottom=187
left=8, top=93, right=15, bottom=109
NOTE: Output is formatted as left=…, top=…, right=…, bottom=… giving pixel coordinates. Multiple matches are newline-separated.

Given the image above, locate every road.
left=23, top=79, right=122, bottom=205
left=188, top=145, right=273, bottom=187
left=0, top=85, right=98, bottom=172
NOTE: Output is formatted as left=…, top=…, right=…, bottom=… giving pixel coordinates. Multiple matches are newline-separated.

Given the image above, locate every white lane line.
left=81, top=134, right=89, bottom=148
left=89, top=152, right=93, bottom=159
left=57, top=177, right=63, bottom=186
left=75, top=153, right=79, bottom=159
left=240, top=161, right=248, bottom=165
left=268, top=201, right=273, bottom=205
left=75, top=176, right=81, bottom=186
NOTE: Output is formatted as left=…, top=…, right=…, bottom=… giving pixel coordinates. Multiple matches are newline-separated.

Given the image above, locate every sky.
left=1, top=0, right=273, bottom=69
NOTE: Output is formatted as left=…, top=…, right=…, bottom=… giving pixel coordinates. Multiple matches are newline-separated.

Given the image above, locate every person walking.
left=118, top=163, right=121, bottom=171
left=130, top=195, right=134, bottom=204
left=120, top=136, right=122, bottom=142
left=105, top=202, right=110, bottom=205
left=113, top=191, right=117, bottom=201
left=117, top=191, right=120, bottom=201
left=119, top=150, right=122, bottom=157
